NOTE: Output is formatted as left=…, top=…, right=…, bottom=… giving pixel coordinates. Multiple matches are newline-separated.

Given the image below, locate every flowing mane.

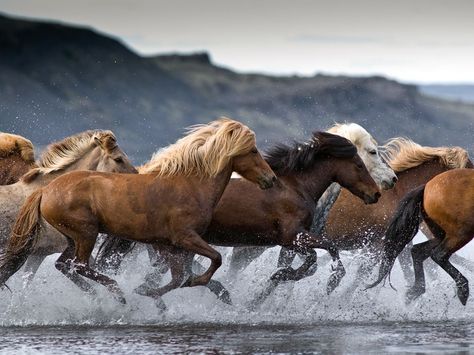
left=265, top=131, right=357, bottom=175
left=139, top=117, right=256, bottom=177
left=381, top=137, right=470, bottom=172
left=327, top=122, right=378, bottom=147
left=0, top=133, right=35, bottom=163
left=37, top=130, right=115, bottom=172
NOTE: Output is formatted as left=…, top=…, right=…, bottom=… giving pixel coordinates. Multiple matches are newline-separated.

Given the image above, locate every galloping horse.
left=227, top=122, right=396, bottom=277
left=314, top=138, right=473, bottom=292
left=0, top=132, right=37, bottom=185
left=0, top=118, right=276, bottom=304
left=367, top=169, right=474, bottom=305
left=0, top=130, right=137, bottom=285
left=130, top=131, right=381, bottom=304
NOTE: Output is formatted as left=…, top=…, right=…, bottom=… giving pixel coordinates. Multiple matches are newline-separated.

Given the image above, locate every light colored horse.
left=0, top=132, right=37, bottom=185
left=0, top=130, right=137, bottom=285
left=227, top=122, right=397, bottom=276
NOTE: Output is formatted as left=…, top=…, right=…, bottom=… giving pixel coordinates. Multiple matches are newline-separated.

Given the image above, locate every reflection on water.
left=1, top=322, right=474, bottom=354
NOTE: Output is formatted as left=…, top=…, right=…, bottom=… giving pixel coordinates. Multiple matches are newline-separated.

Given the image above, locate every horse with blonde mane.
left=317, top=138, right=473, bottom=292
left=0, top=130, right=137, bottom=286
left=367, top=169, right=474, bottom=305
left=0, top=118, right=276, bottom=305
left=0, top=132, right=37, bottom=185
left=226, top=122, right=397, bottom=280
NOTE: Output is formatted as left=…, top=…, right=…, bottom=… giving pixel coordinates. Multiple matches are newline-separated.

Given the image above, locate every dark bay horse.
left=123, top=131, right=381, bottom=304
left=0, top=132, right=37, bottom=185
left=303, top=138, right=473, bottom=292
left=0, top=118, right=276, bottom=304
left=367, top=169, right=474, bottom=305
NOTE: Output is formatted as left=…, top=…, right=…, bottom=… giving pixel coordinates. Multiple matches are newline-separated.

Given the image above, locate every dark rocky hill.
left=1, top=13, right=474, bottom=163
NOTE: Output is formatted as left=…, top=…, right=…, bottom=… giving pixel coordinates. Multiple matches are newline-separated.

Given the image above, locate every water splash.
left=1, top=232, right=473, bottom=326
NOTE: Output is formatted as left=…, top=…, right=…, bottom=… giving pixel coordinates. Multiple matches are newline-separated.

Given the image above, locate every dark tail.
left=366, top=184, right=425, bottom=289
left=94, top=235, right=136, bottom=272
left=0, top=189, right=43, bottom=285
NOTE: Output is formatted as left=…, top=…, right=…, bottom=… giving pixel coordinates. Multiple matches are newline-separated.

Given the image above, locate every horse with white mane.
left=227, top=122, right=397, bottom=277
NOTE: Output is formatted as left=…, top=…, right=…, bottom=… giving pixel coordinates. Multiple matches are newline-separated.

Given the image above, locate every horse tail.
left=0, top=189, right=43, bottom=286
left=366, top=184, right=425, bottom=289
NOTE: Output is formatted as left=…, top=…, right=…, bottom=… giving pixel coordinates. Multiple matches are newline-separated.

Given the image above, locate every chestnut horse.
left=0, top=130, right=137, bottom=286
left=367, top=169, right=474, bottom=305
left=0, top=118, right=276, bottom=304
left=309, top=138, right=473, bottom=292
left=0, top=132, right=37, bottom=185
left=129, top=131, right=381, bottom=305
left=227, top=122, right=396, bottom=277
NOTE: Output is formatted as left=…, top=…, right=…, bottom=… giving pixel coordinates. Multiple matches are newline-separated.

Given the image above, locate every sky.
left=1, top=0, right=473, bottom=84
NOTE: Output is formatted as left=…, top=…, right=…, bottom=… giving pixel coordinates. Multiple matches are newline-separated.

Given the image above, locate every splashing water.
left=1, top=231, right=473, bottom=327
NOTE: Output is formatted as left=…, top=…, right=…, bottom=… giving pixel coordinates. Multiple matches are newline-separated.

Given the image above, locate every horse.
left=227, top=122, right=397, bottom=277
left=0, top=132, right=37, bottom=185
left=127, top=130, right=381, bottom=306
left=0, top=130, right=137, bottom=285
left=367, top=169, right=474, bottom=305
left=0, top=118, right=277, bottom=305
left=310, top=138, right=473, bottom=292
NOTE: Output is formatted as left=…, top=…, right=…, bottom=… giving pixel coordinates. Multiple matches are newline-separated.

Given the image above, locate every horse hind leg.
left=431, top=234, right=470, bottom=305
left=72, top=236, right=126, bottom=304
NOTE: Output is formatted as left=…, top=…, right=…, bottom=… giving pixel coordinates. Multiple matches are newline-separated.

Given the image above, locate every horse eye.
left=114, top=157, right=124, bottom=163
left=369, top=150, right=377, bottom=155
left=251, top=149, right=258, bottom=154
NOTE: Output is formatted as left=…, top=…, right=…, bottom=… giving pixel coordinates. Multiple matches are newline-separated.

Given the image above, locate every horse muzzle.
left=364, top=191, right=381, bottom=204
left=258, top=174, right=277, bottom=190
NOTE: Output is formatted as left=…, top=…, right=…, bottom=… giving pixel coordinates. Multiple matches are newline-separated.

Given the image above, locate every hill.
left=1, top=13, right=474, bottom=162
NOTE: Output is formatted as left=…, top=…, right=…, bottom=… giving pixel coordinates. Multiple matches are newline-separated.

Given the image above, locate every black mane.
left=265, top=131, right=357, bottom=175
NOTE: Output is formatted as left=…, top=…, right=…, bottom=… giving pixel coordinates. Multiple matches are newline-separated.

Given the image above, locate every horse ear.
left=93, top=136, right=104, bottom=149
left=94, top=134, right=117, bottom=153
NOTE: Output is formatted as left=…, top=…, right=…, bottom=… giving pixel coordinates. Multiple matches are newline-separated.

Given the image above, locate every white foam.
left=1, top=231, right=474, bottom=326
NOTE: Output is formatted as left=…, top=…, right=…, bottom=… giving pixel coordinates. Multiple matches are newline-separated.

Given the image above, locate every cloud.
left=290, top=34, right=390, bottom=45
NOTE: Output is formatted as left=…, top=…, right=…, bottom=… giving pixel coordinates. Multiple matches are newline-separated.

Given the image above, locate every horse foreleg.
left=175, top=231, right=222, bottom=287
left=228, top=246, right=267, bottom=277
left=22, top=252, right=48, bottom=285
left=397, top=243, right=415, bottom=285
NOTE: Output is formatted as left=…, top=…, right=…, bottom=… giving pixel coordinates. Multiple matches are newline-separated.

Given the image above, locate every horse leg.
left=71, top=236, right=127, bottom=304
left=431, top=236, right=470, bottom=305
left=277, top=247, right=297, bottom=268
left=22, top=252, right=47, bottom=285
left=55, top=238, right=96, bottom=295
left=175, top=231, right=222, bottom=287
left=448, top=253, right=474, bottom=273
left=397, top=242, right=414, bottom=285
left=228, top=246, right=267, bottom=277
left=406, top=239, right=439, bottom=303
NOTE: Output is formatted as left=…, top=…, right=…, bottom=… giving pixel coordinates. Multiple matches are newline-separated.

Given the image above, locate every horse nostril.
left=375, top=192, right=381, bottom=199
left=272, top=175, right=277, bottom=182
left=392, top=176, right=398, bottom=183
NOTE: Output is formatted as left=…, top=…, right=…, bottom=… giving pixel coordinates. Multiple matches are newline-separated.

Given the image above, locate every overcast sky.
left=2, top=0, right=473, bottom=83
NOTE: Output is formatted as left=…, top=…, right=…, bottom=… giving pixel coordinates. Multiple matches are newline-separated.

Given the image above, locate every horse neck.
left=286, top=158, right=336, bottom=203
left=395, top=160, right=449, bottom=196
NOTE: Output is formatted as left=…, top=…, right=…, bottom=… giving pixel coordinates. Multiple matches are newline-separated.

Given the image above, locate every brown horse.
left=0, top=132, right=37, bottom=185
left=128, top=131, right=381, bottom=305
left=0, top=130, right=137, bottom=286
left=296, top=138, right=473, bottom=292
left=367, top=169, right=474, bottom=305
left=0, top=118, right=276, bottom=304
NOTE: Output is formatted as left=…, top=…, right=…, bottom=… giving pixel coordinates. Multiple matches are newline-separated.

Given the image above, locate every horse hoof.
left=326, top=271, right=345, bottom=295
left=115, top=294, right=127, bottom=305
left=134, top=283, right=153, bottom=297
left=405, top=287, right=424, bottom=304
left=154, top=298, right=167, bottom=312
left=457, top=283, right=469, bottom=305
left=218, top=289, right=232, bottom=305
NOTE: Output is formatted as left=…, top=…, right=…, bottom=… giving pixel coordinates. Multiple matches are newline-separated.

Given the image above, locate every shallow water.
left=1, top=232, right=474, bottom=353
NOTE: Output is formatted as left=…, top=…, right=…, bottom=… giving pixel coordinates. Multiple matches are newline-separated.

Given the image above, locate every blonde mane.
left=381, top=137, right=470, bottom=172
left=38, top=130, right=115, bottom=172
left=0, top=132, right=35, bottom=163
left=139, top=117, right=256, bottom=177
left=327, top=122, right=378, bottom=146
